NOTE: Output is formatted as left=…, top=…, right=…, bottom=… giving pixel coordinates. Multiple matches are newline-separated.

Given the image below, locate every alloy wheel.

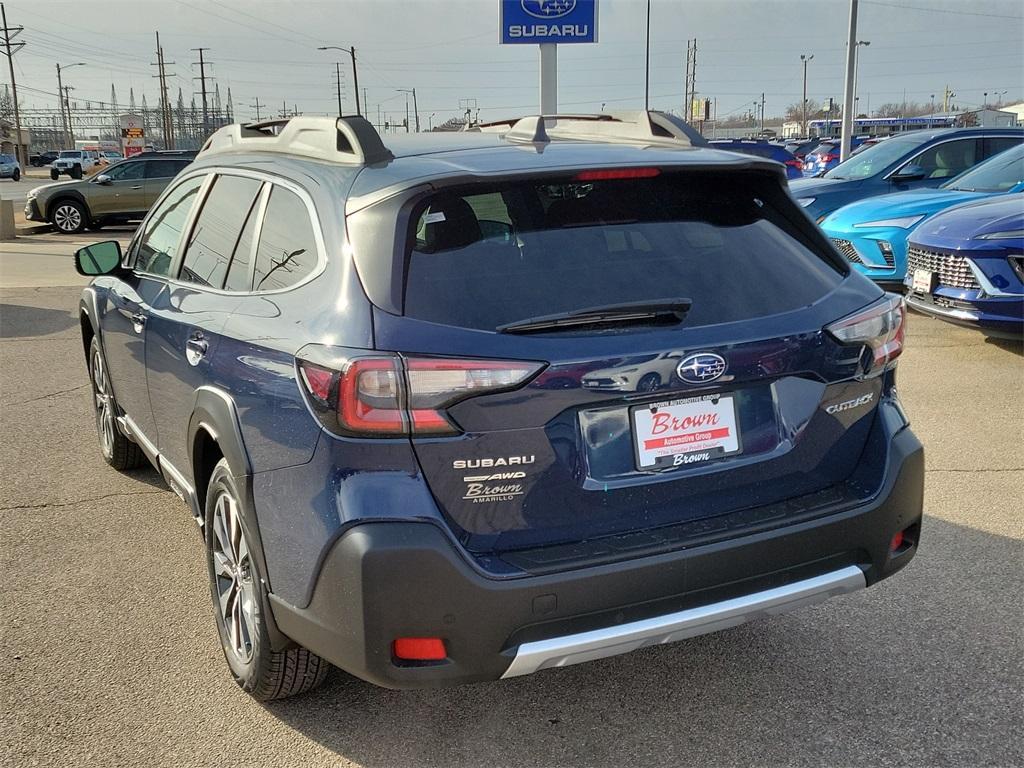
left=211, top=491, right=257, bottom=666
left=53, top=204, right=82, bottom=232
left=90, top=346, right=115, bottom=459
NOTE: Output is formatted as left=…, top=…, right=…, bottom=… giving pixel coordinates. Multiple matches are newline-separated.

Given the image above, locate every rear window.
left=402, top=172, right=842, bottom=332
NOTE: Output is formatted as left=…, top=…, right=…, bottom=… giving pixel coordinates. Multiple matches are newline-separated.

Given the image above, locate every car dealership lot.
left=1, top=239, right=1021, bottom=767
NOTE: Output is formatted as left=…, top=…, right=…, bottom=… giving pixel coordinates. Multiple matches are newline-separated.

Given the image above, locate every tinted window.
left=943, top=144, right=1024, bottom=193
left=252, top=186, right=318, bottom=292
left=908, top=138, right=980, bottom=180
left=145, top=159, right=190, bottom=179
left=104, top=161, right=145, bottom=181
left=180, top=175, right=263, bottom=288
left=223, top=191, right=262, bottom=292
left=984, top=136, right=1022, bottom=159
left=134, top=175, right=203, bottom=277
left=403, top=173, right=842, bottom=331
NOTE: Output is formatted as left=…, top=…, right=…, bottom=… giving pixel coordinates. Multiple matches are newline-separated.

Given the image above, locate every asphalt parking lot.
left=1, top=235, right=1022, bottom=768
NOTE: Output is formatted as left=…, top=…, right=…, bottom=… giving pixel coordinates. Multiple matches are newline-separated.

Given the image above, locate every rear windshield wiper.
left=497, top=298, right=692, bottom=334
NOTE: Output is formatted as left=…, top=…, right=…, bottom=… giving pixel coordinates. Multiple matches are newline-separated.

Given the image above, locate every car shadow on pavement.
left=984, top=335, right=1023, bottom=355
left=0, top=302, right=78, bottom=339
left=263, top=516, right=1023, bottom=768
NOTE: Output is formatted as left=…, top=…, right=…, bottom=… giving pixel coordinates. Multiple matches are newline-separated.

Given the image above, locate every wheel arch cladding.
left=188, top=386, right=253, bottom=482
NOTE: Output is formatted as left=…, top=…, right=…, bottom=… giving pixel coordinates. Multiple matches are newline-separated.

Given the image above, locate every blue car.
left=822, top=143, right=1024, bottom=289
left=801, top=137, right=868, bottom=177
left=72, top=113, right=923, bottom=699
left=708, top=139, right=804, bottom=179
left=905, top=194, right=1024, bottom=338
left=791, top=127, right=1023, bottom=221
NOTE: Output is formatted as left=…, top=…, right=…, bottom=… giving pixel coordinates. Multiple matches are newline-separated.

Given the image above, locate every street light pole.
left=839, top=0, right=859, bottom=161
left=800, top=53, right=813, bottom=137
left=318, top=46, right=361, bottom=115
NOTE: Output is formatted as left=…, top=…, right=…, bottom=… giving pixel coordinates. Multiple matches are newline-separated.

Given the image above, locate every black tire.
left=204, top=458, right=329, bottom=701
left=637, top=373, right=661, bottom=392
left=51, top=199, right=87, bottom=234
left=71, top=164, right=83, bottom=180
left=88, top=337, right=146, bottom=471
left=11, top=168, right=19, bottom=182
left=50, top=168, right=59, bottom=180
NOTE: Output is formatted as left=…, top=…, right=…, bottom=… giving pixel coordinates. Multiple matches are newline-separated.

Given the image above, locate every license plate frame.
left=631, top=393, right=742, bottom=471
left=912, top=268, right=937, bottom=294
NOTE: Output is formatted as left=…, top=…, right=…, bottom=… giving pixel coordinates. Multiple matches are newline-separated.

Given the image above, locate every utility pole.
left=333, top=61, right=343, bottom=117
left=411, top=88, right=419, bottom=132
left=192, top=47, right=211, bottom=137
left=800, top=53, right=813, bottom=137
left=56, top=64, right=68, bottom=148
left=0, top=3, right=26, bottom=165
left=250, top=96, right=262, bottom=121
left=760, top=92, right=766, bottom=134
left=152, top=32, right=175, bottom=149
left=62, top=86, right=76, bottom=146
left=839, top=0, right=858, bottom=161
left=943, top=85, right=955, bottom=113
left=644, top=0, right=651, bottom=111
left=397, top=88, right=413, bottom=132
left=683, top=38, right=697, bottom=122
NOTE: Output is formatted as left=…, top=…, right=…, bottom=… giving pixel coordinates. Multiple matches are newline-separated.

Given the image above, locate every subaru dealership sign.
left=500, top=0, right=598, bottom=44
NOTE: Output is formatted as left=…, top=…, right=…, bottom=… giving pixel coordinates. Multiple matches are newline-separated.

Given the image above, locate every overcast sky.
left=5, top=0, right=1022, bottom=126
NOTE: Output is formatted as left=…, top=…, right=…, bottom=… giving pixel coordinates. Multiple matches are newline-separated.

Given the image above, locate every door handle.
left=185, top=334, right=208, bottom=366
left=130, top=312, right=146, bottom=334
left=130, top=185, right=142, bottom=190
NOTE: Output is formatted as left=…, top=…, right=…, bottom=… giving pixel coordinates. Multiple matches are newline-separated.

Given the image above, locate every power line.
left=862, top=0, right=1024, bottom=19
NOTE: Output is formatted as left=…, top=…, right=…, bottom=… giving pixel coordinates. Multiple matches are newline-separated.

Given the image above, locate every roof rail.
left=477, top=111, right=706, bottom=147
left=199, top=115, right=394, bottom=165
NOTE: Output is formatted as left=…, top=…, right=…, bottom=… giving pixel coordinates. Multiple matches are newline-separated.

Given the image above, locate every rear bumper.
left=270, top=425, right=924, bottom=689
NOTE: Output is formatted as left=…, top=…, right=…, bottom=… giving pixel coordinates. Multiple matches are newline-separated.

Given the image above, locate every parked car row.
left=803, top=131, right=1023, bottom=337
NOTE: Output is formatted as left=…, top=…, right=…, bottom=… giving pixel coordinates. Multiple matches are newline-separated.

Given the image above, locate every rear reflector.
left=575, top=167, right=660, bottom=181
left=393, top=637, right=446, bottom=661
left=890, top=530, right=904, bottom=551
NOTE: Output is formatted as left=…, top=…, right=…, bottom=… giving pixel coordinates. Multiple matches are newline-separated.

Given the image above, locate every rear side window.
left=402, top=172, right=842, bottom=331
left=180, top=174, right=263, bottom=288
left=252, top=186, right=318, bottom=292
left=146, top=159, right=190, bottom=179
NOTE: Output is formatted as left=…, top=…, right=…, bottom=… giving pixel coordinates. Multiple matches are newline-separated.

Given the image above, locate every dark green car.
left=25, top=152, right=194, bottom=234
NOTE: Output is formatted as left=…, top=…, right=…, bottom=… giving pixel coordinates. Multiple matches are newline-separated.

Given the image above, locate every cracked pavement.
left=1, top=259, right=1022, bottom=766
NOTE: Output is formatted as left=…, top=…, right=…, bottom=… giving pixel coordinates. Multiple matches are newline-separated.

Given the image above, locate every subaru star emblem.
left=677, top=353, right=727, bottom=385
left=521, top=0, right=577, bottom=19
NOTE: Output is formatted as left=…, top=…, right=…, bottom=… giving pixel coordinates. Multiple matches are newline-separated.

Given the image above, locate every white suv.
left=50, top=150, right=101, bottom=180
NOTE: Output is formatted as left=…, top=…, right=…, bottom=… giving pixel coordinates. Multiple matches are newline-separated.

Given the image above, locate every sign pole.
left=539, top=43, right=557, bottom=114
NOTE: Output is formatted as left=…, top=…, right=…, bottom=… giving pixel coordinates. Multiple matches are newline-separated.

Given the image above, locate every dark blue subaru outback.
left=75, top=113, right=923, bottom=700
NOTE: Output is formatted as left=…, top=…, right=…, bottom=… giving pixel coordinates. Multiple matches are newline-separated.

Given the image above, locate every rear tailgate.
left=354, top=166, right=884, bottom=557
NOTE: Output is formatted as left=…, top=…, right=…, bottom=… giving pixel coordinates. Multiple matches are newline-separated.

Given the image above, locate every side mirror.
left=891, top=164, right=927, bottom=182
left=93, top=174, right=112, bottom=185
left=75, top=240, right=123, bottom=276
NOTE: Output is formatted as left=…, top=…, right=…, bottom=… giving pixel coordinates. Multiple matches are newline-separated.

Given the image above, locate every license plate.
left=632, top=394, right=741, bottom=470
left=912, top=269, right=936, bottom=294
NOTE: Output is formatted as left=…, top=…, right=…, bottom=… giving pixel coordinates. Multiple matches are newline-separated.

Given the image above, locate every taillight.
left=824, top=153, right=839, bottom=163
left=785, top=158, right=802, bottom=168
left=826, top=294, right=906, bottom=378
left=298, top=354, right=543, bottom=436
